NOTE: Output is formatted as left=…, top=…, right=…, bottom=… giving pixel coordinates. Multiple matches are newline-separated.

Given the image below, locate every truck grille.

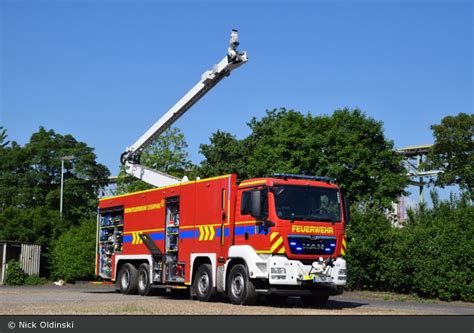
left=288, top=235, right=337, bottom=255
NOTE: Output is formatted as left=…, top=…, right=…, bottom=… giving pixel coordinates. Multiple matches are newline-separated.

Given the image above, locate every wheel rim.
left=231, top=273, right=245, bottom=298
left=138, top=270, right=147, bottom=290
left=198, top=272, right=209, bottom=295
left=121, top=270, right=130, bottom=289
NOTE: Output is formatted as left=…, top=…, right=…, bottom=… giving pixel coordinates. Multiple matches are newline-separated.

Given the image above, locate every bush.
left=403, top=195, right=474, bottom=301
left=24, top=274, right=48, bottom=285
left=5, top=260, right=26, bottom=285
left=346, top=195, right=474, bottom=302
left=51, top=218, right=96, bottom=283
left=345, top=208, right=401, bottom=291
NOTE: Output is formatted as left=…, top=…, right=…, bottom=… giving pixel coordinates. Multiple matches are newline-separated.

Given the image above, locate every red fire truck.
left=97, top=173, right=348, bottom=305
left=95, top=31, right=348, bottom=305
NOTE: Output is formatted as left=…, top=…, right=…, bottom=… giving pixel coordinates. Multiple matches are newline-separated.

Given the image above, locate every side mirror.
left=343, top=197, right=351, bottom=223
left=249, top=190, right=267, bottom=219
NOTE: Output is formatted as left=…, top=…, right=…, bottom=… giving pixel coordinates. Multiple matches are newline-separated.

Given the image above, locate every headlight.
left=270, top=267, right=286, bottom=274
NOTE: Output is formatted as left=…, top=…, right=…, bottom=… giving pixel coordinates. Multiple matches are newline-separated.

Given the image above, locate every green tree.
left=0, top=127, right=110, bottom=221
left=199, top=131, right=246, bottom=179
left=0, top=126, right=9, bottom=148
left=428, top=113, right=473, bottom=197
left=199, top=108, right=407, bottom=207
left=0, top=127, right=109, bottom=276
left=244, top=109, right=313, bottom=179
left=116, top=127, right=194, bottom=194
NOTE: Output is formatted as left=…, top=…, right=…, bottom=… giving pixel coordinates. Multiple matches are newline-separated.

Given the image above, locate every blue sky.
left=1, top=0, right=472, bottom=184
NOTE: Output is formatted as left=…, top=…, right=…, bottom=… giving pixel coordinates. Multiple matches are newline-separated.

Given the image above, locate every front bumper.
left=267, top=255, right=347, bottom=289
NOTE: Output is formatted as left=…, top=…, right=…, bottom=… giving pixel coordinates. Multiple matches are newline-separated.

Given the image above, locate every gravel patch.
left=1, top=284, right=471, bottom=315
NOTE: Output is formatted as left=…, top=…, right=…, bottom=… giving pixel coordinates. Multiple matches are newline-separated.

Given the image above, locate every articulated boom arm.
left=121, top=30, right=248, bottom=187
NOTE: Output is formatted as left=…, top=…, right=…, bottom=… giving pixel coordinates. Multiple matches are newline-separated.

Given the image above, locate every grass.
left=112, top=304, right=148, bottom=314
left=348, top=290, right=436, bottom=304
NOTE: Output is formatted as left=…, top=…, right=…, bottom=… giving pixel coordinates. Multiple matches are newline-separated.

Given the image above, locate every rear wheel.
left=118, top=263, right=138, bottom=295
left=193, top=264, right=217, bottom=302
left=137, top=263, right=153, bottom=296
left=300, top=295, right=329, bottom=307
left=227, top=264, right=257, bottom=305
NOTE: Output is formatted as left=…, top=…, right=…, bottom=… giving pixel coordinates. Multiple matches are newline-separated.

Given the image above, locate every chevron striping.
left=209, top=226, right=215, bottom=240
left=270, top=237, right=283, bottom=252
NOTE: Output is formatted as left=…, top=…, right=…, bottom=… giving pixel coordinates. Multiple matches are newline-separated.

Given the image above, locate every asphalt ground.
left=0, top=284, right=473, bottom=315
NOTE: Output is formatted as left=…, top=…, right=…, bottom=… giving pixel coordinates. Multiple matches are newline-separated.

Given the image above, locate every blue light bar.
left=290, top=242, right=297, bottom=246
left=324, top=248, right=331, bottom=251
left=296, top=247, right=303, bottom=251
left=272, top=173, right=335, bottom=183
left=330, top=243, right=336, bottom=247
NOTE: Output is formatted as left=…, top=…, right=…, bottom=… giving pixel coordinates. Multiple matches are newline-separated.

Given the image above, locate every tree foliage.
left=51, top=217, right=97, bottom=282
left=116, top=127, right=194, bottom=194
left=346, top=194, right=474, bottom=302
left=0, top=126, right=9, bottom=148
left=0, top=126, right=109, bottom=277
left=0, top=127, right=110, bottom=221
left=427, top=113, right=473, bottom=197
left=198, top=131, right=246, bottom=178
left=199, top=108, right=407, bottom=207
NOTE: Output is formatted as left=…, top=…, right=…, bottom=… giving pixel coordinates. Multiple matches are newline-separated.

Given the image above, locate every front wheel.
left=227, top=264, right=257, bottom=305
left=193, top=264, right=217, bottom=302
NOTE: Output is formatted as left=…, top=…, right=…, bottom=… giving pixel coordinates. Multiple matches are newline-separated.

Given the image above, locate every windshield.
left=272, top=185, right=341, bottom=222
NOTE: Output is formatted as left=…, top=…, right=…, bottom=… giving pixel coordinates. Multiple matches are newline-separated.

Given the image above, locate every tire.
left=137, top=263, right=153, bottom=296
left=300, top=294, right=329, bottom=307
left=118, top=263, right=138, bottom=295
left=227, top=264, right=257, bottom=305
left=193, top=264, right=217, bottom=302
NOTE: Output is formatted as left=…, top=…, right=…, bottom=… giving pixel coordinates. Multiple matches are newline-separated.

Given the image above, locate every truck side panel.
left=97, top=174, right=237, bottom=284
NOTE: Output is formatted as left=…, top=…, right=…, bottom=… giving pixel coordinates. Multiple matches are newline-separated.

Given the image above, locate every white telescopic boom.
left=121, top=30, right=248, bottom=187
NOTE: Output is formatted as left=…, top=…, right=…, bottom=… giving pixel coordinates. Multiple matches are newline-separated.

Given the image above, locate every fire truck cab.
left=96, top=173, right=348, bottom=305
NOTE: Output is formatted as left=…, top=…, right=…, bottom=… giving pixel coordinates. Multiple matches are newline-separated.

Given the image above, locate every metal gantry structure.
left=396, top=144, right=441, bottom=203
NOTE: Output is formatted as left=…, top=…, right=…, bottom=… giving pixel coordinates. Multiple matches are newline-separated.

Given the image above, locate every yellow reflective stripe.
left=342, top=239, right=347, bottom=247
left=204, top=226, right=210, bottom=241
left=101, top=174, right=232, bottom=200
left=270, top=237, right=283, bottom=252
left=239, top=179, right=267, bottom=187
left=277, top=246, right=286, bottom=254
left=270, top=232, right=279, bottom=241
left=132, top=232, right=143, bottom=245
left=124, top=227, right=164, bottom=235
left=235, top=220, right=256, bottom=225
left=198, top=226, right=216, bottom=241
left=209, top=226, right=215, bottom=240
left=222, top=189, right=226, bottom=209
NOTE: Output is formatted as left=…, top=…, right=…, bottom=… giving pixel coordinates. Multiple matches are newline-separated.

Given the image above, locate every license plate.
left=313, top=275, right=330, bottom=283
